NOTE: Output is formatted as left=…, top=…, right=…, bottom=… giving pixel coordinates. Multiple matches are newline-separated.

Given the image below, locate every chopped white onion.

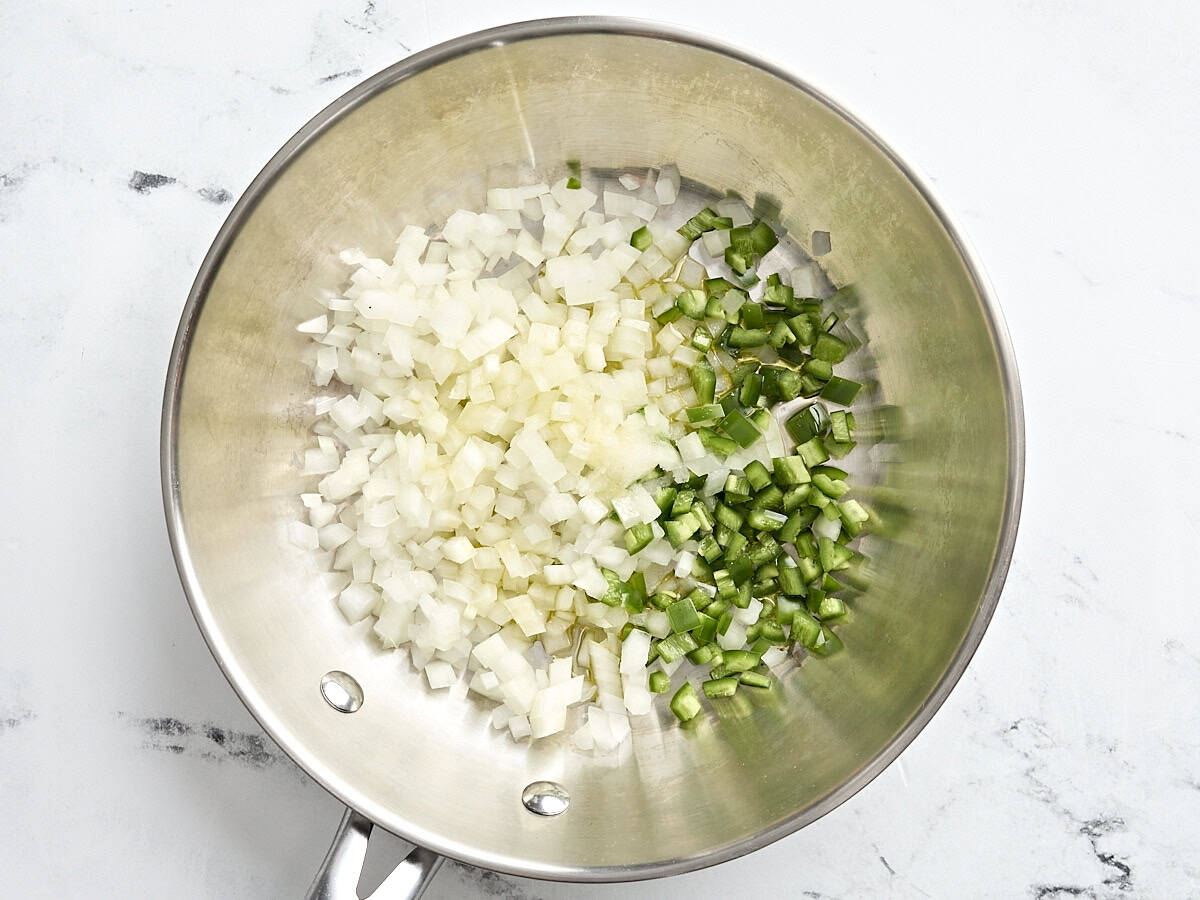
left=620, top=629, right=652, bottom=675
left=716, top=197, right=753, bottom=226
left=654, top=164, right=680, bottom=205
left=791, top=264, right=817, bottom=298
left=732, top=598, right=763, bottom=626
left=296, top=314, right=328, bottom=335
left=424, top=660, right=457, bottom=689
left=760, top=646, right=790, bottom=669
left=813, top=515, right=842, bottom=541
left=717, top=620, right=748, bottom=651
left=287, top=521, right=319, bottom=550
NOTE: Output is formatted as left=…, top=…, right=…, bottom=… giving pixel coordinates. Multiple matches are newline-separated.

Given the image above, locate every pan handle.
left=305, top=807, right=444, bottom=900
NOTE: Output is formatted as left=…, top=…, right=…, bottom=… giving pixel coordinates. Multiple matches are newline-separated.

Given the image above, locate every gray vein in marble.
left=117, top=713, right=292, bottom=769
left=237, top=62, right=381, bottom=96
left=0, top=162, right=38, bottom=220
left=226, top=66, right=299, bottom=95
left=869, top=838, right=933, bottom=898
left=1, top=708, right=35, bottom=732
left=1004, top=720, right=1136, bottom=898
left=339, top=0, right=410, bottom=50
left=343, top=0, right=383, bottom=33
left=319, top=68, right=363, bottom=82
left=1161, top=638, right=1200, bottom=670
left=1033, top=886, right=1088, bottom=898
left=1012, top=542, right=1109, bottom=612
left=1051, top=247, right=1099, bottom=287
left=1032, top=819, right=1133, bottom=899
left=1078, top=818, right=1133, bottom=892
left=1, top=167, right=33, bottom=192
left=1159, top=286, right=1198, bottom=305
left=1108, top=415, right=1192, bottom=442
left=127, top=169, right=233, bottom=205
left=1059, top=553, right=1100, bottom=599
left=197, top=186, right=234, bottom=204
left=128, top=170, right=177, bottom=194
left=445, top=861, right=539, bottom=899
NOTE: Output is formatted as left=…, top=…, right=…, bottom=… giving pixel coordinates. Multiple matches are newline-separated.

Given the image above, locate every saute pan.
left=162, top=17, right=1024, bottom=898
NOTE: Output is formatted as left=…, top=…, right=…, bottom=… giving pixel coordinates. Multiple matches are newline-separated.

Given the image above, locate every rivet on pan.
left=320, top=671, right=364, bottom=713
left=521, top=781, right=569, bottom=817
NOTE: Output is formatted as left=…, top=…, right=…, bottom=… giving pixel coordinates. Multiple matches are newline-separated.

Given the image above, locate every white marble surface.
left=2, top=1, right=1198, bottom=897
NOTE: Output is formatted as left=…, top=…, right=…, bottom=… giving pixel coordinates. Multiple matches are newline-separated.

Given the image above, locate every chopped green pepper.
left=670, top=682, right=702, bottom=721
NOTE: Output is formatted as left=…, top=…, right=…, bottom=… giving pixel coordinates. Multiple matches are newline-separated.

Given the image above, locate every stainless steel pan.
left=162, top=17, right=1023, bottom=898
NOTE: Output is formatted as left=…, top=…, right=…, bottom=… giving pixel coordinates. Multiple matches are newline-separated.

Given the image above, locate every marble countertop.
left=2, top=1, right=1198, bottom=897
